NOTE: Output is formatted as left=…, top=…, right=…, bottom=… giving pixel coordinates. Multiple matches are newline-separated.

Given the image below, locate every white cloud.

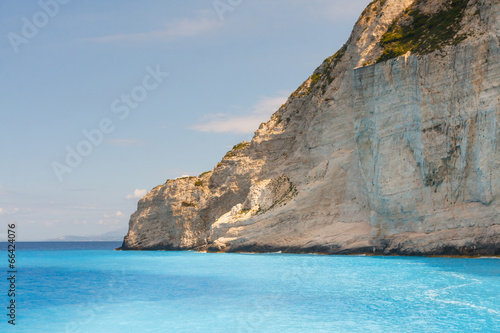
left=104, top=211, right=124, bottom=218
left=126, top=189, right=147, bottom=200
left=190, top=94, right=288, bottom=134
left=85, top=17, right=222, bottom=44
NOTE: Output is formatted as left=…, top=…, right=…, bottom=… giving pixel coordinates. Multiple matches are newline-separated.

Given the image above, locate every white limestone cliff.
left=122, top=0, right=500, bottom=256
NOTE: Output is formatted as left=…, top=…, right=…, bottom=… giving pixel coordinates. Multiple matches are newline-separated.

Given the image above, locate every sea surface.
left=1, top=241, right=499, bottom=332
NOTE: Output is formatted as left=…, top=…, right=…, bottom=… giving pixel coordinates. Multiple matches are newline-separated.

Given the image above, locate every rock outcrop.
left=121, top=0, right=500, bottom=256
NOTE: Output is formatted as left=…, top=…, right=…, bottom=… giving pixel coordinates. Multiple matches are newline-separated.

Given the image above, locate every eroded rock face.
left=122, top=0, right=500, bottom=256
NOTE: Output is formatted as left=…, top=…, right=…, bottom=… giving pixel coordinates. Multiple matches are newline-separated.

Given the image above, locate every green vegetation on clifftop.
left=377, top=0, right=469, bottom=63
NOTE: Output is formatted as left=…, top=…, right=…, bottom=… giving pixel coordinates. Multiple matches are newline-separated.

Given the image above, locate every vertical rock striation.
left=122, top=0, right=500, bottom=256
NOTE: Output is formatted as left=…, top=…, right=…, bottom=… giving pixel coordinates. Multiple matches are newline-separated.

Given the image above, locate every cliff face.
left=122, top=0, right=500, bottom=255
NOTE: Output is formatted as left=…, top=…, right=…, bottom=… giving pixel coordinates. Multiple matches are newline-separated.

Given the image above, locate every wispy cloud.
left=289, top=0, right=371, bottom=20
left=104, top=211, right=124, bottom=218
left=98, top=219, right=121, bottom=225
left=44, top=220, right=60, bottom=227
left=85, top=17, right=223, bottom=44
left=126, top=189, right=147, bottom=200
left=0, top=186, right=16, bottom=196
left=67, top=188, right=98, bottom=192
left=99, top=211, right=126, bottom=225
left=190, top=94, right=288, bottom=134
left=72, top=205, right=99, bottom=210
left=107, top=138, right=143, bottom=147
left=0, top=207, right=19, bottom=215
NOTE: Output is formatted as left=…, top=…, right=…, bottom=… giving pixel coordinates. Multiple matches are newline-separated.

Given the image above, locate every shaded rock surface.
left=122, top=0, right=500, bottom=256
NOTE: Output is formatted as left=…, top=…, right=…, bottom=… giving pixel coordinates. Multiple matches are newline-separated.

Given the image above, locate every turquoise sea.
left=2, top=242, right=499, bottom=332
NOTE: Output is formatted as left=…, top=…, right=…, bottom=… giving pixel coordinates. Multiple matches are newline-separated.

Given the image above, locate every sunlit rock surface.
left=122, top=0, right=500, bottom=256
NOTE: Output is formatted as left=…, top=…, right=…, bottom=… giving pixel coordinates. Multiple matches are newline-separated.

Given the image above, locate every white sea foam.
left=477, top=256, right=500, bottom=259
left=434, top=299, right=500, bottom=315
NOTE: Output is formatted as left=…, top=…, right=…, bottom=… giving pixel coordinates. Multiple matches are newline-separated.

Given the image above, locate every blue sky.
left=0, top=0, right=371, bottom=241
